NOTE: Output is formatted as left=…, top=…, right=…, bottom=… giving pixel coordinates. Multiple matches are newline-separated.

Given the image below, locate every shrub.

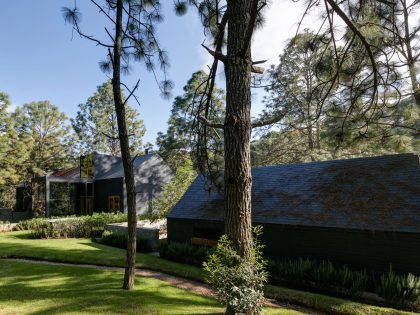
left=16, top=217, right=47, bottom=231
left=377, top=267, right=420, bottom=307
left=203, top=227, right=268, bottom=315
left=99, top=230, right=153, bottom=253
left=16, top=212, right=127, bottom=238
left=159, top=241, right=212, bottom=266
left=267, top=258, right=368, bottom=296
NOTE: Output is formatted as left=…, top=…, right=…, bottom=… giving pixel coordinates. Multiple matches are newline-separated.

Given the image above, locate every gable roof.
left=45, top=153, right=160, bottom=181
left=168, top=154, right=420, bottom=233
left=94, top=154, right=156, bottom=180
left=50, top=166, right=80, bottom=178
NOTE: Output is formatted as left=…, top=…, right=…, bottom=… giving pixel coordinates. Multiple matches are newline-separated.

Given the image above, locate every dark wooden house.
left=167, top=153, right=420, bottom=276
left=16, top=153, right=172, bottom=217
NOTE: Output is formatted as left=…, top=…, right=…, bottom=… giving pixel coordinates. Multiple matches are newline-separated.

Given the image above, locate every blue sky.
left=0, top=1, right=308, bottom=145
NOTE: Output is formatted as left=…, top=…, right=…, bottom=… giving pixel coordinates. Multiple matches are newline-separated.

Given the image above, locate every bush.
left=159, top=241, right=212, bottom=266
left=203, top=227, right=268, bottom=315
left=99, top=230, right=153, bottom=253
left=267, top=258, right=368, bottom=296
left=377, top=267, right=420, bottom=307
left=16, top=213, right=127, bottom=238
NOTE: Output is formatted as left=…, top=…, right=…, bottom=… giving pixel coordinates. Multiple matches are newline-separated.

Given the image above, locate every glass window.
left=108, top=195, right=120, bottom=212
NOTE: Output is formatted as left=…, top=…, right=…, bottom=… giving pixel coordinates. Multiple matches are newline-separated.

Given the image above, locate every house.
left=16, top=153, right=173, bottom=217
left=167, top=153, right=420, bottom=276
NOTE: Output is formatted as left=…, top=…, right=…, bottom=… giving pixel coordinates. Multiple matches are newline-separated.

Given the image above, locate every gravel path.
left=2, top=257, right=324, bottom=314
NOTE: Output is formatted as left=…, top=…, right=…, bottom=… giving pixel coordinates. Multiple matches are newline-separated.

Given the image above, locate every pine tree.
left=63, top=0, right=171, bottom=290
left=13, top=101, right=74, bottom=177
left=72, top=80, right=145, bottom=156
left=157, top=70, right=225, bottom=170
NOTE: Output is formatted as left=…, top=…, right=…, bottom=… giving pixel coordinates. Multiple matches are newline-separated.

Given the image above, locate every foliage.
left=16, top=213, right=127, bottom=238
left=0, top=92, right=30, bottom=208
left=159, top=241, right=213, bottom=267
left=254, top=29, right=420, bottom=168
left=156, top=70, right=225, bottom=173
left=377, top=267, right=420, bottom=307
left=203, top=227, right=268, bottom=315
left=147, top=158, right=196, bottom=220
left=99, top=230, right=153, bottom=253
left=72, top=81, right=146, bottom=156
left=13, top=101, right=76, bottom=176
left=267, top=258, right=368, bottom=296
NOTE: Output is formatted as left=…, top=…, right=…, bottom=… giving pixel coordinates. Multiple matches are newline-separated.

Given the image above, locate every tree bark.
left=402, top=0, right=420, bottom=107
left=112, top=0, right=137, bottom=290
left=224, top=0, right=254, bottom=261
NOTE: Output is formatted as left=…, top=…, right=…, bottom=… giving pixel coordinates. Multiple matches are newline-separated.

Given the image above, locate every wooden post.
left=45, top=178, right=50, bottom=217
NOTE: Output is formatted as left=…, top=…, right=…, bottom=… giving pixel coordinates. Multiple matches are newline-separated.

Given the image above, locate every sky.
left=0, top=0, right=315, bottom=145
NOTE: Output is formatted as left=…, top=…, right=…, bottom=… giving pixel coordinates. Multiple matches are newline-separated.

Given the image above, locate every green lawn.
left=0, top=232, right=300, bottom=315
left=0, top=231, right=205, bottom=281
left=0, top=260, right=220, bottom=315
left=0, top=231, right=417, bottom=315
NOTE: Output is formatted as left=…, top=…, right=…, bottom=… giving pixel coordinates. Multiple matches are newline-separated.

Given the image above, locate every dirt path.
left=2, top=257, right=324, bottom=314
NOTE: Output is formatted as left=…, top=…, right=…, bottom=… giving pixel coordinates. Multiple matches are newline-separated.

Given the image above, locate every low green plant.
left=267, top=258, right=368, bottom=296
left=0, top=220, right=10, bottom=224
left=99, top=230, right=153, bottom=253
left=377, top=267, right=420, bottom=307
left=203, top=226, right=268, bottom=315
left=16, top=217, right=48, bottom=231
left=16, top=213, right=127, bottom=238
left=159, top=241, right=212, bottom=267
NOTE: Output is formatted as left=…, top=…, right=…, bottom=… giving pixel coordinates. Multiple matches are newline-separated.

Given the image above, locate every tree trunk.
left=223, top=0, right=254, bottom=262
left=402, top=0, right=420, bottom=107
left=112, top=0, right=137, bottom=290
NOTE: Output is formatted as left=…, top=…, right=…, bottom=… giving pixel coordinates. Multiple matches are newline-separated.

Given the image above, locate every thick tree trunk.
left=112, top=0, right=137, bottom=290
left=223, top=10, right=256, bottom=315
left=224, top=0, right=254, bottom=259
left=402, top=0, right=420, bottom=107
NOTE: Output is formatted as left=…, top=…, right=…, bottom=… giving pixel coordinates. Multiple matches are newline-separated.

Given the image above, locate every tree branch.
left=198, top=115, right=224, bottom=129
left=202, top=44, right=227, bottom=63
left=251, top=111, right=287, bottom=128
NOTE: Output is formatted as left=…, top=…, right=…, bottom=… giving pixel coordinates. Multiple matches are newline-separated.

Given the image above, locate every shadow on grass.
left=0, top=260, right=223, bottom=315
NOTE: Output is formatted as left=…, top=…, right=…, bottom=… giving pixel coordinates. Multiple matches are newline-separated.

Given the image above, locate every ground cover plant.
left=268, top=258, right=368, bottom=297
left=159, top=241, right=213, bottom=267
left=160, top=241, right=419, bottom=311
left=16, top=213, right=127, bottom=238
left=99, top=230, right=153, bottom=253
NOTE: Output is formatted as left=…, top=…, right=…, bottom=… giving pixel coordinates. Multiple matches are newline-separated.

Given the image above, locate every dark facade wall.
left=15, top=186, right=31, bottom=212
left=94, top=178, right=124, bottom=212
left=167, top=218, right=223, bottom=243
left=262, top=223, right=420, bottom=276
left=167, top=218, right=420, bottom=276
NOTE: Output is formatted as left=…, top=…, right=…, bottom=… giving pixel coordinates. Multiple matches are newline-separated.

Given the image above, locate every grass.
left=265, top=285, right=418, bottom=315
left=0, top=260, right=301, bottom=315
left=0, top=231, right=205, bottom=281
left=0, top=232, right=298, bottom=315
left=0, top=231, right=417, bottom=315
left=0, top=260, right=220, bottom=315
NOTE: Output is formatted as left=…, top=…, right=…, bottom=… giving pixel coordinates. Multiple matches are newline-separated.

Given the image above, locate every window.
left=80, top=154, right=95, bottom=178
left=108, top=195, right=120, bottom=212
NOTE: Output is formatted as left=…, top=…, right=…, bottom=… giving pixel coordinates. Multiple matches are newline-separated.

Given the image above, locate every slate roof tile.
left=168, top=154, right=420, bottom=233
